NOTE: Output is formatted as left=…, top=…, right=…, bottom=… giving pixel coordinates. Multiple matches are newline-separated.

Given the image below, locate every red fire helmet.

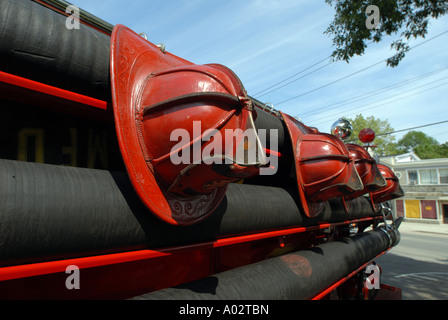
left=281, top=112, right=364, bottom=218
left=110, top=25, right=265, bottom=225
left=344, top=144, right=387, bottom=200
left=371, top=164, right=405, bottom=204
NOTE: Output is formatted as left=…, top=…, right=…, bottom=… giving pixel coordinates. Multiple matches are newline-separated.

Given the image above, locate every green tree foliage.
left=440, top=142, right=448, bottom=155
left=325, top=0, right=448, bottom=67
left=346, top=114, right=398, bottom=156
left=395, top=130, right=448, bottom=158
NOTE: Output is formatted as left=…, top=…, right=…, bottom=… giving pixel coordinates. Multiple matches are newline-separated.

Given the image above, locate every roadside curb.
left=397, top=221, right=448, bottom=236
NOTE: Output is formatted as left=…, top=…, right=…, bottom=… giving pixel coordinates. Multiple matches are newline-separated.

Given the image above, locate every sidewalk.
left=397, top=220, right=448, bottom=235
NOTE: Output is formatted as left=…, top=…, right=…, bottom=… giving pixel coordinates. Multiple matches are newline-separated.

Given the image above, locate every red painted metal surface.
left=374, top=284, right=402, bottom=300
left=281, top=112, right=364, bottom=218
left=0, top=71, right=108, bottom=110
left=0, top=71, right=113, bottom=124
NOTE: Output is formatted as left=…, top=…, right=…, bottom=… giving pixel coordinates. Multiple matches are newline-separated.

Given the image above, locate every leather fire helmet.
left=371, top=164, right=405, bottom=204
left=344, top=143, right=387, bottom=201
left=110, top=25, right=266, bottom=225
left=281, top=113, right=364, bottom=218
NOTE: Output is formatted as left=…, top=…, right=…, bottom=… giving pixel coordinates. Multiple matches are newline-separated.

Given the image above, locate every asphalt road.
left=375, top=227, right=448, bottom=300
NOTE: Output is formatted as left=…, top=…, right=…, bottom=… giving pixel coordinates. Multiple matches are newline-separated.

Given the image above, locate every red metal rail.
left=0, top=71, right=108, bottom=110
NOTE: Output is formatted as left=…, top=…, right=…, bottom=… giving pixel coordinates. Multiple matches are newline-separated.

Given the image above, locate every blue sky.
left=73, top=0, right=448, bottom=144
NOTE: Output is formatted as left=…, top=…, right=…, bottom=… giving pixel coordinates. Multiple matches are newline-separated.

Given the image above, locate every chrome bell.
left=331, top=118, right=353, bottom=140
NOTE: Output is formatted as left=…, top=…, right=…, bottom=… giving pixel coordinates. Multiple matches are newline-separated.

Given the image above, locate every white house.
left=378, top=152, right=448, bottom=224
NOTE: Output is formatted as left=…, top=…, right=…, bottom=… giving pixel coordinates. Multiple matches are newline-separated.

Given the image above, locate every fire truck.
left=0, top=0, right=404, bottom=301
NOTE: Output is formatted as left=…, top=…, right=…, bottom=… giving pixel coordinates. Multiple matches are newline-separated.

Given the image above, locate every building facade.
left=379, top=152, right=448, bottom=224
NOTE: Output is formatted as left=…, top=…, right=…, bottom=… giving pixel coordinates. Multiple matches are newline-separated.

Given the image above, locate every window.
left=440, top=169, right=448, bottom=184
left=420, top=169, right=438, bottom=184
left=408, top=170, right=418, bottom=185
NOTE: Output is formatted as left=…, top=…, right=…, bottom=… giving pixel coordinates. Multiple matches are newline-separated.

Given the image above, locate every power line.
left=378, top=120, right=448, bottom=137
left=253, top=41, right=377, bottom=98
left=274, top=30, right=448, bottom=106
left=253, top=57, right=332, bottom=98
left=306, top=78, right=448, bottom=125
left=275, top=60, right=385, bottom=106
left=295, top=65, right=448, bottom=118
left=429, top=129, right=448, bottom=139
left=308, top=77, right=448, bottom=126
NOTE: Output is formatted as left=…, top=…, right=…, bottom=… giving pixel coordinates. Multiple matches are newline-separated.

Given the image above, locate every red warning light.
left=359, top=128, right=375, bottom=144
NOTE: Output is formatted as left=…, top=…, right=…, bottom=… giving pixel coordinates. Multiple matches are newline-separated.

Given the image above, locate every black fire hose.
left=0, top=0, right=111, bottom=101
left=0, top=159, right=380, bottom=267
left=130, top=228, right=400, bottom=300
